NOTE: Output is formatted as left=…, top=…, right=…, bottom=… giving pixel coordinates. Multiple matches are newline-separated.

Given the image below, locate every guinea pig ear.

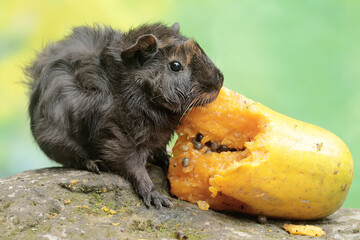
left=171, top=22, right=180, bottom=33
left=121, top=34, right=158, bottom=66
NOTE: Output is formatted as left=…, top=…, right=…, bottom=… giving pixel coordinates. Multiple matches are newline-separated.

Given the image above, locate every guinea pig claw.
left=162, top=197, right=173, bottom=208
left=144, top=198, right=151, bottom=208
left=143, top=189, right=173, bottom=209
left=85, top=159, right=101, bottom=174
left=153, top=197, right=162, bottom=210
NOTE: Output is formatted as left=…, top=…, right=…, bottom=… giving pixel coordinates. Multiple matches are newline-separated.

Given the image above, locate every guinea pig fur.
left=26, top=23, right=224, bottom=208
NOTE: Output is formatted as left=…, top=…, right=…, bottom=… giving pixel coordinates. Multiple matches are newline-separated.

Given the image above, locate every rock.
left=0, top=165, right=359, bottom=240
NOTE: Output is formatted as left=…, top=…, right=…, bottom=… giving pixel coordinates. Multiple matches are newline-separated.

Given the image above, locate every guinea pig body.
left=26, top=23, right=224, bottom=208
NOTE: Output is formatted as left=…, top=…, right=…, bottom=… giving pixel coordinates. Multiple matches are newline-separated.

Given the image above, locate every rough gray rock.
left=0, top=165, right=359, bottom=240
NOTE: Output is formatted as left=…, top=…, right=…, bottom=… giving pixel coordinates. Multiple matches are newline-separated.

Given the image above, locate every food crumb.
left=75, top=205, right=89, bottom=209
left=109, top=209, right=117, bottom=215
left=282, top=224, right=326, bottom=237
left=63, top=199, right=71, bottom=205
left=111, top=222, right=120, bottom=226
left=197, top=200, right=210, bottom=210
left=101, top=206, right=117, bottom=215
left=101, top=206, right=110, bottom=212
left=70, top=179, right=80, bottom=185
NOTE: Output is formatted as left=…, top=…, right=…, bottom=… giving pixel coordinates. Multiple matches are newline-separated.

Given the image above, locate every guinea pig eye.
left=169, top=61, right=183, bottom=72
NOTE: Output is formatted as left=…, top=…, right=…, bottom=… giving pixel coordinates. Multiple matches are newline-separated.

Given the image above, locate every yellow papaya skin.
left=168, top=87, right=353, bottom=220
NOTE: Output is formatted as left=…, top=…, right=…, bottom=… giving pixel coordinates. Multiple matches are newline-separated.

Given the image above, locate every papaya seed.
left=182, top=157, right=190, bottom=167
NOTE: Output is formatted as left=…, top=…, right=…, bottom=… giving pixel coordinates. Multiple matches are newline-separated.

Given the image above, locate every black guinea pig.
left=26, top=22, right=224, bottom=208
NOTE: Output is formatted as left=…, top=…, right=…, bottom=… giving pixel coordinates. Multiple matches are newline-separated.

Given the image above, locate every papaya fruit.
left=168, top=87, right=353, bottom=220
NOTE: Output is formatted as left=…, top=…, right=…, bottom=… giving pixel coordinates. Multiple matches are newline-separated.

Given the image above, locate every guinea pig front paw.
left=142, top=188, right=173, bottom=209
left=84, top=159, right=101, bottom=174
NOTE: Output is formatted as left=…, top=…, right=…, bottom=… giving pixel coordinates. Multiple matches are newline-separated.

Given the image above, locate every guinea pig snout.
left=208, top=70, right=224, bottom=91
left=199, top=70, right=223, bottom=93
left=216, top=71, right=224, bottom=88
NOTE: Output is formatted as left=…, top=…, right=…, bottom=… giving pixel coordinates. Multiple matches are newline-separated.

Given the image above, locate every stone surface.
left=0, top=165, right=359, bottom=240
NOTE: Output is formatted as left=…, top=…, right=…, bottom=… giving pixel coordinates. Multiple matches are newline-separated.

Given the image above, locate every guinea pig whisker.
left=175, top=88, right=187, bottom=102
left=148, top=95, right=162, bottom=103
left=179, top=95, right=200, bottom=123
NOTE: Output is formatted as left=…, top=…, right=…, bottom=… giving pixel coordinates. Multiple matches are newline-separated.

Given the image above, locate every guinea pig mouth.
left=160, top=87, right=220, bottom=116
left=180, top=89, right=220, bottom=114
left=193, top=88, right=221, bottom=107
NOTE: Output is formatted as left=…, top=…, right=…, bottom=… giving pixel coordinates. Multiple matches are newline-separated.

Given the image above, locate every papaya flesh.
left=168, top=87, right=353, bottom=220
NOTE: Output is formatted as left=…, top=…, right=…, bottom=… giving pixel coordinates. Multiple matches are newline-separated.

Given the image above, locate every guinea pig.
left=26, top=22, right=224, bottom=208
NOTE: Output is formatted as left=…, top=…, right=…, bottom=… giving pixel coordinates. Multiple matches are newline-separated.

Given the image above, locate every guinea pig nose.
left=216, top=72, right=224, bottom=85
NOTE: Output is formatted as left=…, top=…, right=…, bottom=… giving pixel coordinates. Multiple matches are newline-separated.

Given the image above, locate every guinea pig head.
left=120, top=25, right=224, bottom=114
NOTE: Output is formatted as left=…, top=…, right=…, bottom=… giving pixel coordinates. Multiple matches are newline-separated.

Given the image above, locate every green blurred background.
left=0, top=0, right=359, bottom=209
